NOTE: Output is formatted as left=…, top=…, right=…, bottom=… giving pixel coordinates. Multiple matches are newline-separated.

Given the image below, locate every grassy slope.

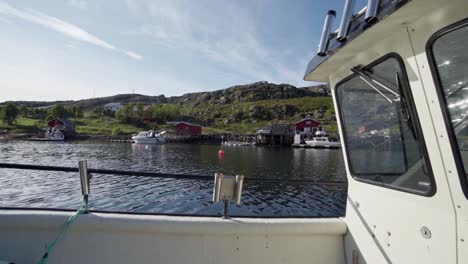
left=2, top=97, right=337, bottom=136
left=183, top=97, right=336, bottom=134
left=0, top=117, right=43, bottom=134
left=0, top=117, right=149, bottom=136
left=70, top=117, right=150, bottom=135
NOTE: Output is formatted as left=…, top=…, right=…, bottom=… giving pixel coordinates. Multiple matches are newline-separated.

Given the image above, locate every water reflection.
left=0, top=141, right=347, bottom=216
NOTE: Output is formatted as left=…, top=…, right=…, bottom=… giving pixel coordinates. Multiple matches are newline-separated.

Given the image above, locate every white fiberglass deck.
left=0, top=210, right=347, bottom=264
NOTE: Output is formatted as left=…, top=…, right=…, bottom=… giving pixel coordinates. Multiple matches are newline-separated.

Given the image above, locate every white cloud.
left=124, top=51, right=143, bottom=60
left=0, top=1, right=142, bottom=60
left=125, top=0, right=304, bottom=86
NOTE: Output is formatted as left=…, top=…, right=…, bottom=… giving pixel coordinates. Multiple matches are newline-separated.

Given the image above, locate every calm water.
left=0, top=141, right=347, bottom=217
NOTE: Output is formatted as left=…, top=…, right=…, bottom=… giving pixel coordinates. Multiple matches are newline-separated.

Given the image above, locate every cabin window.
left=428, top=19, right=468, bottom=197
left=336, top=54, right=433, bottom=195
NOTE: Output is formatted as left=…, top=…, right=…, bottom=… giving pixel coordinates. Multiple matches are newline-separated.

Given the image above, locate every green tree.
left=33, top=108, right=47, bottom=119
left=73, top=105, right=84, bottom=118
left=44, top=114, right=53, bottom=122
left=92, top=107, right=104, bottom=118
left=18, top=104, right=30, bottom=117
left=1, top=102, right=19, bottom=125
left=115, top=103, right=138, bottom=123
left=112, top=127, right=123, bottom=136
left=152, top=104, right=180, bottom=122
left=136, top=102, right=144, bottom=121
left=115, top=107, right=127, bottom=122
left=127, top=103, right=136, bottom=120
left=48, top=104, right=69, bottom=118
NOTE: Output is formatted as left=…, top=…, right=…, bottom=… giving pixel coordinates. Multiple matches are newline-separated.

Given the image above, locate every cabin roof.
left=47, top=118, right=75, bottom=127
left=256, top=124, right=291, bottom=135
left=295, top=118, right=321, bottom=124
left=168, top=121, right=202, bottom=127
left=303, top=0, right=410, bottom=82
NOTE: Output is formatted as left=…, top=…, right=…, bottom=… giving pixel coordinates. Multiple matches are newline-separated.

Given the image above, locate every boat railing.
left=0, top=161, right=347, bottom=221
left=0, top=162, right=347, bottom=185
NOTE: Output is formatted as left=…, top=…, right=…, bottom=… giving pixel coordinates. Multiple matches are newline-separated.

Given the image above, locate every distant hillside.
left=5, top=94, right=166, bottom=112
left=300, top=83, right=330, bottom=95
left=1, top=81, right=336, bottom=134
left=3, top=81, right=329, bottom=111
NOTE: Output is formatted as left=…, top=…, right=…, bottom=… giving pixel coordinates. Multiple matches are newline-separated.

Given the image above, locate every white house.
left=104, top=102, right=124, bottom=113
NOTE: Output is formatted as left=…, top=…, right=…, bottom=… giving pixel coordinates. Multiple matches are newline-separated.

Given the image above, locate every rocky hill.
left=172, top=81, right=329, bottom=107
left=1, top=81, right=336, bottom=134
left=3, top=81, right=329, bottom=111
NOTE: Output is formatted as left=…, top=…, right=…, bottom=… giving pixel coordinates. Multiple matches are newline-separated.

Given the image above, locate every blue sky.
left=0, top=0, right=366, bottom=101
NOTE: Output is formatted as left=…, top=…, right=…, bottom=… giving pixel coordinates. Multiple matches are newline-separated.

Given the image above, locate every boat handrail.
left=0, top=162, right=347, bottom=186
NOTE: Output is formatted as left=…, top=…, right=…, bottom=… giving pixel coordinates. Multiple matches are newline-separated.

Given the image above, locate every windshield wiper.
left=351, top=65, right=417, bottom=139
left=351, top=65, right=400, bottom=103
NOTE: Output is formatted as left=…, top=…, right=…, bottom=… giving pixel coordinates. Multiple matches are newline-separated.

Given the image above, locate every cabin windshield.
left=336, top=55, right=433, bottom=194
left=430, top=22, right=468, bottom=187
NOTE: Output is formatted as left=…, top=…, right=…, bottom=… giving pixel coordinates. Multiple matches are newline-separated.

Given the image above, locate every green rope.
left=38, top=200, right=88, bottom=264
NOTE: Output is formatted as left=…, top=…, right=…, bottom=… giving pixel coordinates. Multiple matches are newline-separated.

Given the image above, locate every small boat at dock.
left=132, top=130, right=166, bottom=144
left=305, top=137, right=341, bottom=148
left=31, top=127, right=65, bottom=141
left=222, top=141, right=255, bottom=147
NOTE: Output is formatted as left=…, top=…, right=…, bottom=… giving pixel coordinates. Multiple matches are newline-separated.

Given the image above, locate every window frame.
left=426, top=18, right=468, bottom=199
left=335, top=52, right=436, bottom=196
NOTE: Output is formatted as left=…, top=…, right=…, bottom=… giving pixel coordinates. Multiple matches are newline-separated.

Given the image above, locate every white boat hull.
left=44, top=129, right=64, bottom=141
left=304, top=141, right=341, bottom=148
left=131, top=130, right=166, bottom=144
left=222, top=141, right=255, bottom=147
left=131, top=137, right=165, bottom=144
left=48, top=137, right=64, bottom=141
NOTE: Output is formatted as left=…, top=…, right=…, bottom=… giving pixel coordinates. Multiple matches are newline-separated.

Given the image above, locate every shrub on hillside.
left=152, top=104, right=181, bottom=122
left=112, top=127, right=123, bottom=136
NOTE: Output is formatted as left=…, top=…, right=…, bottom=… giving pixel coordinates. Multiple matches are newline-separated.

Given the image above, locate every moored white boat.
left=131, top=130, right=165, bottom=144
left=222, top=141, right=255, bottom=147
left=305, top=137, right=341, bottom=148
left=44, top=127, right=64, bottom=141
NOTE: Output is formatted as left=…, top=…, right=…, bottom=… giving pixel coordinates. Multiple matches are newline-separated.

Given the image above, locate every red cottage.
left=175, top=122, right=202, bottom=135
left=47, top=118, right=76, bottom=138
left=294, top=118, right=322, bottom=135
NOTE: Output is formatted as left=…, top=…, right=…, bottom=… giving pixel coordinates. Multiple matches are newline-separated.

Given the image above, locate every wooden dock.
left=292, top=144, right=313, bottom=148
left=292, top=143, right=340, bottom=149
left=29, top=138, right=62, bottom=142
left=109, top=139, right=134, bottom=143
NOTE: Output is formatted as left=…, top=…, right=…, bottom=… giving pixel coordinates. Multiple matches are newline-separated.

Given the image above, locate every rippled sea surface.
left=0, top=141, right=347, bottom=217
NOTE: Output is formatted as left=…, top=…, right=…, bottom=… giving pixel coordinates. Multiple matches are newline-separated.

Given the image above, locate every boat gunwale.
left=0, top=209, right=348, bottom=237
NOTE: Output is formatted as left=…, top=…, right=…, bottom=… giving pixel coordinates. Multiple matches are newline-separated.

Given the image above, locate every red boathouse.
left=294, top=118, right=322, bottom=135
left=175, top=122, right=202, bottom=136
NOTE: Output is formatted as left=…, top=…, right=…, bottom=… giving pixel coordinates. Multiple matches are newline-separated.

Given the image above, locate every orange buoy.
left=218, top=150, right=225, bottom=157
